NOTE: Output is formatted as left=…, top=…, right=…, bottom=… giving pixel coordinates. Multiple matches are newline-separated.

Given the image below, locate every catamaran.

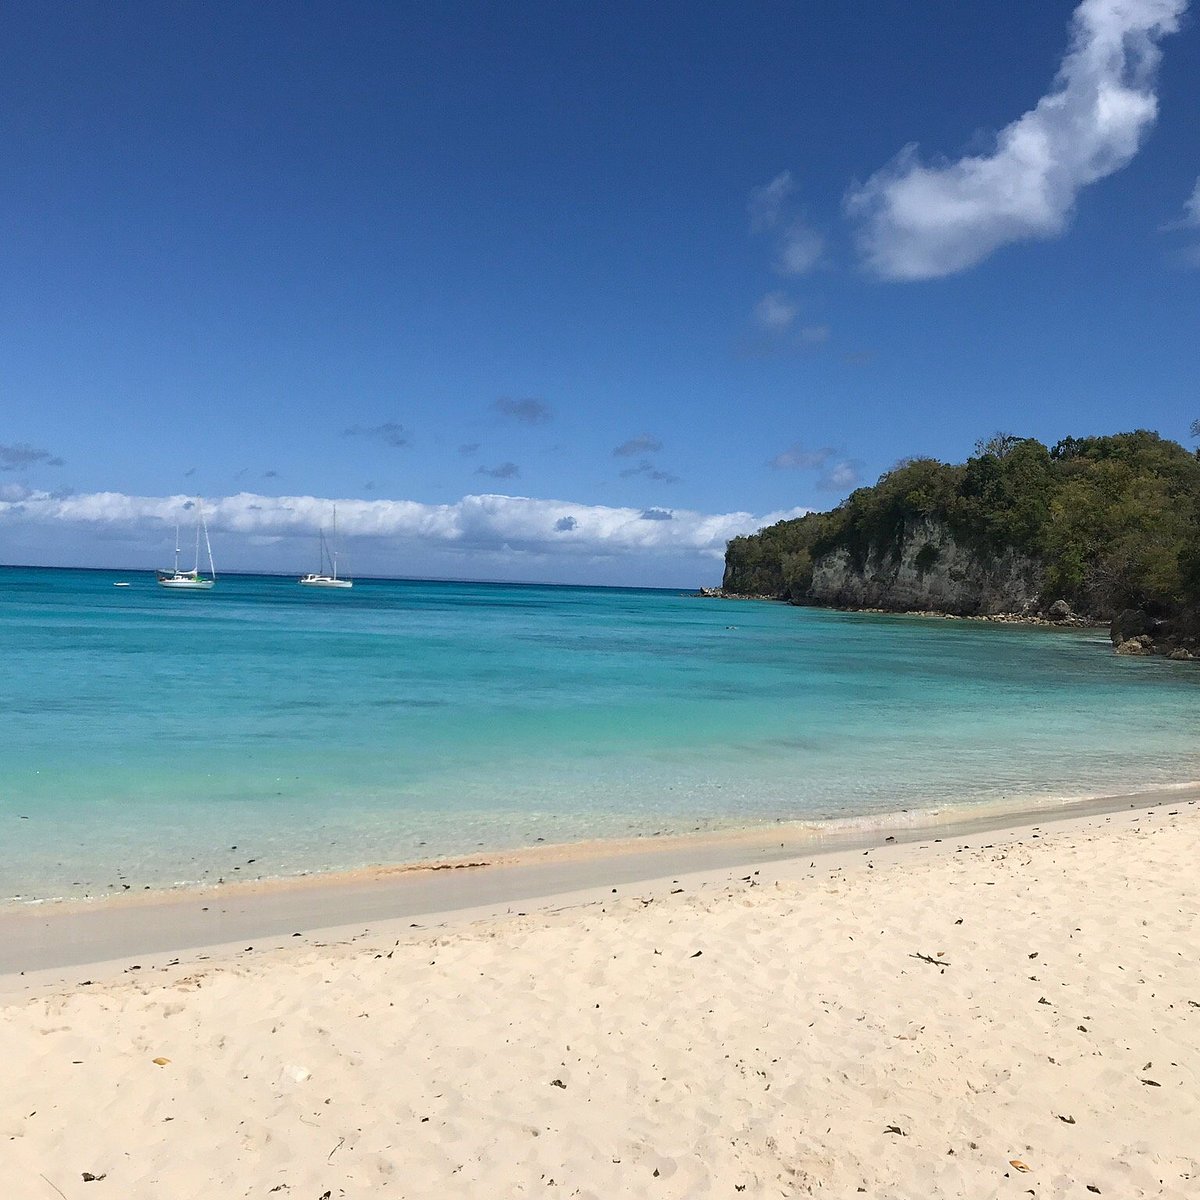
left=299, top=506, right=352, bottom=588
left=157, top=503, right=216, bottom=590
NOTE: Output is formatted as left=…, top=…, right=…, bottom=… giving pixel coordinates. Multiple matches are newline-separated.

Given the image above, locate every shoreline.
left=698, top=587, right=1109, bottom=628
left=11, top=777, right=1198, bottom=914
left=4, top=780, right=1197, bottom=988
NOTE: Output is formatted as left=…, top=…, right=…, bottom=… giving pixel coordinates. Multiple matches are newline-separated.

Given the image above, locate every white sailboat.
left=299, top=506, right=353, bottom=589
left=157, top=502, right=216, bottom=590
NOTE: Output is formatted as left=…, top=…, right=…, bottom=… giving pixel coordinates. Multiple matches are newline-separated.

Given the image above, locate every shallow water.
left=3, top=566, right=1198, bottom=901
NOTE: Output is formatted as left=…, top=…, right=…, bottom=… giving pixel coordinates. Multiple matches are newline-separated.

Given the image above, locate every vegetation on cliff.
left=723, top=430, right=1200, bottom=619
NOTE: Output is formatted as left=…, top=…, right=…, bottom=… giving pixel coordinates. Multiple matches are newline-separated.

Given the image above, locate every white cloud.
left=0, top=489, right=811, bottom=569
left=848, top=0, right=1186, bottom=280
left=754, top=291, right=798, bottom=330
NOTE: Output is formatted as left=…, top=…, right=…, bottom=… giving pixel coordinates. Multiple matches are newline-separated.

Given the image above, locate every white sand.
left=3, top=803, right=1198, bottom=1198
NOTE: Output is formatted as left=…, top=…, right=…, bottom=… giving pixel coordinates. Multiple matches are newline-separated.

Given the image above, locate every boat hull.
left=298, top=576, right=353, bottom=589
left=157, top=576, right=214, bottom=590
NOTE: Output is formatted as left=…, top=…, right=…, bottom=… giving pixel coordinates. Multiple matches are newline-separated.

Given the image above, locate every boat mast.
left=201, top=505, right=216, bottom=580
left=331, top=505, right=338, bottom=581
left=173, top=523, right=181, bottom=574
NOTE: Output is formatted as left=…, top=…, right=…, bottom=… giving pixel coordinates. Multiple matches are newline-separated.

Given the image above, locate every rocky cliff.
left=718, top=431, right=1200, bottom=662
left=807, top=517, right=1045, bottom=616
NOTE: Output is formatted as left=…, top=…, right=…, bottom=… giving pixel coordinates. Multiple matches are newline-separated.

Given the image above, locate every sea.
left=3, top=565, right=1198, bottom=904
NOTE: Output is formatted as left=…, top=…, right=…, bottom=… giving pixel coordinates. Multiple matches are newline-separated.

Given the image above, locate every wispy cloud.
left=619, top=460, right=679, bottom=483
left=494, top=397, right=553, bottom=425
left=767, top=443, right=837, bottom=471
left=458, top=442, right=482, bottom=456
left=613, top=434, right=663, bottom=457
left=263, top=469, right=279, bottom=479
left=343, top=422, right=410, bottom=447
left=777, top=225, right=824, bottom=276
left=748, top=172, right=796, bottom=232
left=818, top=460, right=863, bottom=491
left=1162, top=176, right=1200, bottom=265
left=476, top=462, right=520, bottom=479
left=848, top=0, right=1186, bottom=280
left=754, top=291, right=799, bottom=331
left=1183, top=177, right=1200, bottom=227
left=749, top=171, right=824, bottom=275
left=0, top=488, right=810, bottom=563
left=0, top=442, right=64, bottom=471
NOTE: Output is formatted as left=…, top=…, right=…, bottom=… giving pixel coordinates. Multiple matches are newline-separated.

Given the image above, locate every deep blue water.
left=3, top=565, right=1198, bottom=901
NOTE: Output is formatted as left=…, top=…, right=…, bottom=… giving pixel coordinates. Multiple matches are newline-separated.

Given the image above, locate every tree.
left=973, top=432, right=1023, bottom=459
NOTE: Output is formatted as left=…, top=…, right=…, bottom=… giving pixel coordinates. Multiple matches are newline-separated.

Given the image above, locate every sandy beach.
left=3, top=796, right=1198, bottom=1198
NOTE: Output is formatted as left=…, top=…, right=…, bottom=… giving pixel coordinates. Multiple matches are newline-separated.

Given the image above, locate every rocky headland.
left=716, top=431, right=1200, bottom=662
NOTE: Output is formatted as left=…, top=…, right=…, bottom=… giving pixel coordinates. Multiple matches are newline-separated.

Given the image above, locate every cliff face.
left=718, top=432, right=1200, bottom=659
left=807, top=517, right=1045, bottom=616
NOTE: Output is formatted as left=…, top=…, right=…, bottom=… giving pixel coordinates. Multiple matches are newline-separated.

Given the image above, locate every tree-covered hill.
left=723, top=431, right=1200, bottom=627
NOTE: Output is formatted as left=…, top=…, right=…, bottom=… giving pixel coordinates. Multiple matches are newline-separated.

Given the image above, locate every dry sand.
left=2, top=800, right=1198, bottom=1198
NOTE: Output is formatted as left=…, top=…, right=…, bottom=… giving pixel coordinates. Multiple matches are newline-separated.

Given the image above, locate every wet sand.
left=3, top=784, right=1198, bottom=985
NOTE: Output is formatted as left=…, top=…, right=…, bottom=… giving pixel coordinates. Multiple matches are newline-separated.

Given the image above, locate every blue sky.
left=2, top=0, right=1198, bottom=585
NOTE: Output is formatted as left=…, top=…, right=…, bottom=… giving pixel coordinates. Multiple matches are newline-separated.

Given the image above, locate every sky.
left=1, top=0, right=1198, bottom=586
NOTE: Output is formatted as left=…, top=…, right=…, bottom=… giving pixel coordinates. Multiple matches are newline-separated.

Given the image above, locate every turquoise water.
left=3, top=565, right=1198, bottom=902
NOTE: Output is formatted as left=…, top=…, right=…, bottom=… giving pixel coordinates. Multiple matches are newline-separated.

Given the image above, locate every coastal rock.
left=1110, top=608, right=1156, bottom=646
left=1047, top=599, right=1073, bottom=621
left=696, top=586, right=766, bottom=601
left=1105, top=608, right=1200, bottom=662
left=1114, top=637, right=1152, bottom=656
left=807, top=517, right=1044, bottom=617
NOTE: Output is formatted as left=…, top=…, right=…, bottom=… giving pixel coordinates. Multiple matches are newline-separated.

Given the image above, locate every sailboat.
left=299, top=506, right=353, bottom=588
left=157, top=502, right=216, bottom=590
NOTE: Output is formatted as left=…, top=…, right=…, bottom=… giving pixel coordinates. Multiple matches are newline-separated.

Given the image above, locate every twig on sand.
left=39, top=1176, right=67, bottom=1200
left=910, top=952, right=950, bottom=967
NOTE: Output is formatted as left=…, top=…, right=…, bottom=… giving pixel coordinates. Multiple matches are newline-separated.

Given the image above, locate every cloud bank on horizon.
left=847, top=0, right=1187, bottom=280
left=0, top=488, right=809, bottom=570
